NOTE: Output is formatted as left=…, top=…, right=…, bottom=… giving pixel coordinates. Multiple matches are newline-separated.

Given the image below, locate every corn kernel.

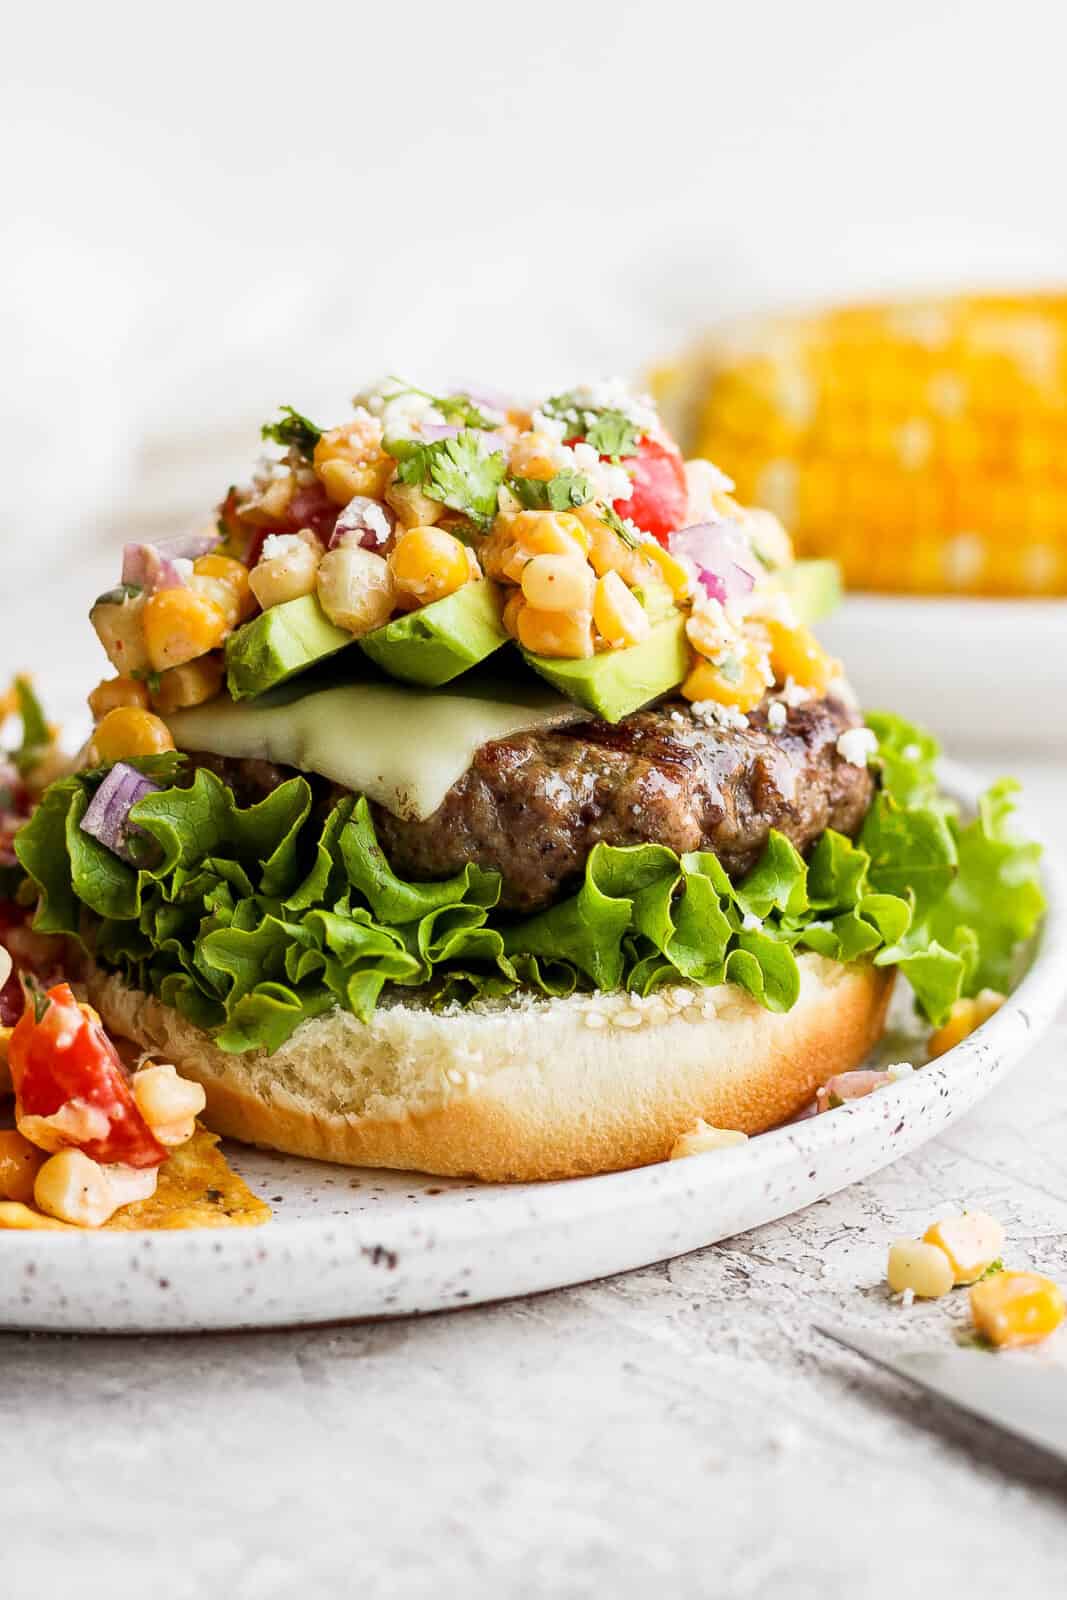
left=314, top=418, right=390, bottom=505
left=91, top=591, right=152, bottom=676
left=969, top=1270, right=1066, bottom=1348
left=922, top=1211, right=1005, bottom=1286
left=87, top=676, right=150, bottom=721
left=521, top=554, right=596, bottom=613
left=928, top=989, right=1005, bottom=1059
left=193, top=553, right=256, bottom=620
left=132, top=1063, right=206, bottom=1147
left=482, top=511, right=590, bottom=583
left=89, top=706, right=175, bottom=764
left=248, top=534, right=321, bottom=610
left=386, top=481, right=442, bottom=529
left=682, top=646, right=768, bottom=712
left=765, top=620, right=835, bottom=695
left=686, top=607, right=736, bottom=661
left=886, top=1238, right=955, bottom=1298
left=240, top=473, right=296, bottom=527
left=594, top=571, right=652, bottom=648
left=317, top=546, right=397, bottom=635
left=189, top=572, right=241, bottom=628
left=33, top=1149, right=158, bottom=1229
left=516, top=606, right=595, bottom=659
left=669, top=1120, right=749, bottom=1159
left=641, top=542, right=691, bottom=599
left=389, top=527, right=471, bottom=605
left=0, top=1129, right=44, bottom=1204
left=142, top=587, right=230, bottom=671
left=150, top=655, right=225, bottom=714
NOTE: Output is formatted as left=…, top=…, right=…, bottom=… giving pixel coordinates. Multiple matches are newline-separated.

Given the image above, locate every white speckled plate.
left=2, top=764, right=1064, bottom=1333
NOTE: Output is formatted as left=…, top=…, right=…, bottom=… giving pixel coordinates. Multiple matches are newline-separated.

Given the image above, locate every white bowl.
left=819, top=595, right=1067, bottom=753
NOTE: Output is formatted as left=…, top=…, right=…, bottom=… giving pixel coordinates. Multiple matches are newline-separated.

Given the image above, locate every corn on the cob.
left=653, top=294, right=1067, bottom=596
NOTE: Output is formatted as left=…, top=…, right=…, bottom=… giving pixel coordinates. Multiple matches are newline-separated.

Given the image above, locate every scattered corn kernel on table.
left=3, top=570, right=1067, bottom=1599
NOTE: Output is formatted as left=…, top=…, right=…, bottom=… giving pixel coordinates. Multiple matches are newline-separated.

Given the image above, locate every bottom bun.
left=87, top=955, right=895, bottom=1182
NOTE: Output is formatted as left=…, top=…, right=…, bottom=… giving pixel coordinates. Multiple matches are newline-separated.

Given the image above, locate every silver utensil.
left=816, top=1324, right=1067, bottom=1466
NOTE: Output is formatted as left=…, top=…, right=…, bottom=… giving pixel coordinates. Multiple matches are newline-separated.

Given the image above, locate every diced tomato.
left=9, top=983, right=167, bottom=1168
left=611, top=437, right=688, bottom=545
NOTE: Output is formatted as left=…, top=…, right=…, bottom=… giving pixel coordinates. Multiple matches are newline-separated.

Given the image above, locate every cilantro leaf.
left=599, top=504, right=642, bottom=549
left=261, top=406, right=323, bottom=458
left=384, top=380, right=496, bottom=429
left=509, top=471, right=593, bottom=512
left=542, top=392, right=641, bottom=457
left=387, top=430, right=506, bottom=529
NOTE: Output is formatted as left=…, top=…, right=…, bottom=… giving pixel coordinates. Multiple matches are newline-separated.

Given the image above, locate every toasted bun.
left=85, top=955, right=894, bottom=1182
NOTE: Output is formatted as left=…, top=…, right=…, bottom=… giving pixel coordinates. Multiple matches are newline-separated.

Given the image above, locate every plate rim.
left=2, top=758, right=1064, bottom=1325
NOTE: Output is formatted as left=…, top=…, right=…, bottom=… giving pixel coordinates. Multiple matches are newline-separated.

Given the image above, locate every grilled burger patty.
left=187, top=697, right=873, bottom=915
left=372, top=696, right=873, bottom=912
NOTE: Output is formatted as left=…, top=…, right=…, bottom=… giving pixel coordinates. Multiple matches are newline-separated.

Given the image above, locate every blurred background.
left=2, top=0, right=1065, bottom=766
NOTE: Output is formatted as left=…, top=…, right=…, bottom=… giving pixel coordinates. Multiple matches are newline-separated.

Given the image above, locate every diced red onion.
left=669, top=522, right=757, bottom=608
left=80, top=763, right=161, bottom=864
left=329, top=496, right=397, bottom=552
left=418, top=423, right=463, bottom=442
left=154, top=531, right=221, bottom=561
left=121, top=543, right=189, bottom=594
left=449, top=383, right=515, bottom=421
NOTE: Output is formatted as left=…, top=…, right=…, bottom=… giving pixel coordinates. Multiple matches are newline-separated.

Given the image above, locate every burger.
left=10, top=379, right=1044, bottom=1181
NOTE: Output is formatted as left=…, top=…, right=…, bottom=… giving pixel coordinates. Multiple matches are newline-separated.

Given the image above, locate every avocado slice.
left=359, top=581, right=508, bottom=687
left=225, top=594, right=354, bottom=701
left=523, top=614, right=689, bottom=722
left=774, top=560, right=842, bottom=625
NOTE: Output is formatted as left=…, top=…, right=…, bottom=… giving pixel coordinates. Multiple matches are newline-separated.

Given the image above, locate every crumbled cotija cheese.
left=836, top=727, right=878, bottom=768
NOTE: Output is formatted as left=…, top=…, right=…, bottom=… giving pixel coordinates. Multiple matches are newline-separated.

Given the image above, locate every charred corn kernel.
left=193, top=553, right=256, bottom=620
left=516, top=606, right=595, bottom=659
left=928, top=989, right=1005, bottom=1058
left=482, top=511, right=591, bottom=582
left=594, top=571, right=652, bottom=647
left=682, top=646, right=768, bottom=712
left=765, top=620, right=835, bottom=694
left=89, top=706, right=174, bottom=763
left=970, top=1270, right=1066, bottom=1348
left=150, top=655, right=225, bottom=714
left=317, top=546, right=396, bottom=636
left=521, top=554, right=596, bottom=613
left=314, top=417, right=390, bottom=505
left=389, top=527, right=471, bottom=605
left=318, top=457, right=393, bottom=504
left=248, top=534, right=320, bottom=610
left=923, top=1211, right=1005, bottom=1285
left=386, top=481, right=442, bottom=529
left=661, top=293, right=1067, bottom=596
left=239, top=473, right=296, bottom=527
left=87, top=676, right=150, bottom=720
left=507, top=433, right=560, bottom=481
left=501, top=589, right=525, bottom=639
left=143, top=587, right=230, bottom=671
left=887, top=1238, right=955, bottom=1299
left=34, top=1149, right=158, bottom=1228
left=0, top=1130, right=44, bottom=1204
left=132, top=1063, right=206, bottom=1147
left=641, top=542, right=691, bottom=599
left=90, top=591, right=151, bottom=676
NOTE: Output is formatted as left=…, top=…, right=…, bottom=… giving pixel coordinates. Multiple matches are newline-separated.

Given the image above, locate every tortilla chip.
left=103, top=1126, right=271, bottom=1231
left=0, top=1126, right=271, bottom=1232
left=0, top=1201, right=78, bottom=1231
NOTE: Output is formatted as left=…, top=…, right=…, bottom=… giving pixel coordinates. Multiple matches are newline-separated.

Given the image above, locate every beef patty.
left=187, top=696, right=874, bottom=915
left=371, top=697, right=874, bottom=912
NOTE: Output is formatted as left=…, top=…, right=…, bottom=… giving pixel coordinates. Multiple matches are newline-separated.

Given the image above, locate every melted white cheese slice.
left=168, top=678, right=584, bottom=821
